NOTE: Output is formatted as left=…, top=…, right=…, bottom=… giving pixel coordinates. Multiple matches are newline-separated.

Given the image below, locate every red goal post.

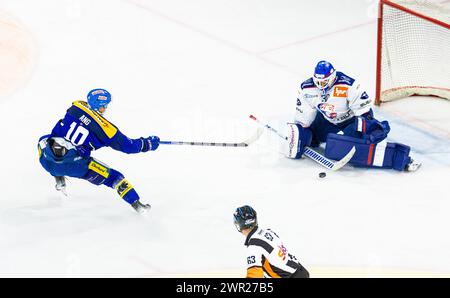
left=375, top=0, right=450, bottom=105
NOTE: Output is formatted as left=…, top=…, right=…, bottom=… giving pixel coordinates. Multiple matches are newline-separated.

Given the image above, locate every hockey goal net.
left=375, top=0, right=450, bottom=105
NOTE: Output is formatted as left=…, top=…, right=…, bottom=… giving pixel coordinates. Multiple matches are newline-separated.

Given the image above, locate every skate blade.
left=56, top=187, right=68, bottom=197
left=61, top=188, right=68, bottom=196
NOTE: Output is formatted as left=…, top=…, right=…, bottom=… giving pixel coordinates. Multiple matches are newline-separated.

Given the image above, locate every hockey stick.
left=160, top=128, right=263, bottom=147
left=249, top=115, right=355, bottom=171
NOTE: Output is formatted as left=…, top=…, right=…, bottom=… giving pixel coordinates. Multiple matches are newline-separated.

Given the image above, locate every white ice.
left=0, top=0, right=449, bottom=277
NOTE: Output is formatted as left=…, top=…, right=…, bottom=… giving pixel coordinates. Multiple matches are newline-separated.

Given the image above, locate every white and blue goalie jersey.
left=295, top=72, right=373, bottom=127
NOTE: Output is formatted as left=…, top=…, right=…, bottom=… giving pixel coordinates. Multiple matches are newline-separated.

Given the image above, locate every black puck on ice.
left=319, top=172, right=326, bottom=178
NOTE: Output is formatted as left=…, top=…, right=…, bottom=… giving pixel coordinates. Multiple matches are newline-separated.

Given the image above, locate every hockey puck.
left=319, top=172, right=326, bottom=178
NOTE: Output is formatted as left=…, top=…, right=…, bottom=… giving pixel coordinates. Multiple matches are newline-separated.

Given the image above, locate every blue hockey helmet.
left=233, top=205, right=258, bottom=232
left=313, top=60, right=337, bottom=91
left=87, top=88, right=112, bottom=114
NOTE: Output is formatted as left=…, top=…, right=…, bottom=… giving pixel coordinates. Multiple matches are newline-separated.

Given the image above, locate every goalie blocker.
left=285, top=123, right=416, bottom=171
left=284, top=123, right=312, bottom=159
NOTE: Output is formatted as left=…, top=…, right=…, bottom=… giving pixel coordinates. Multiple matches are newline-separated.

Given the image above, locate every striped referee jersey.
left=244, top=226, right=308, bottom=278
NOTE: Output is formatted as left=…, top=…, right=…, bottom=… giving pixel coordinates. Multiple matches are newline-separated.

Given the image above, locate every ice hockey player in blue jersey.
left=37, top=88, right=160, bottom=213
left=285, top=60, right=421, bottom=172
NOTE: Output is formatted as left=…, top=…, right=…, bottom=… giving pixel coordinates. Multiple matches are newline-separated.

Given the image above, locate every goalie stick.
left=249, top=115, right=355, bottom=171
left=160, top=128, right=263, bottom=147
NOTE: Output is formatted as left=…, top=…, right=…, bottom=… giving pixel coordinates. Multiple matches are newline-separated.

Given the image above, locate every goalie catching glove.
left=353, top=111, right=390, bottom=144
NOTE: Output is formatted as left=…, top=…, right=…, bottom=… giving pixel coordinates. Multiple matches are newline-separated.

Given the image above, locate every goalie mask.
left=313, top=60, right=337, bottom=93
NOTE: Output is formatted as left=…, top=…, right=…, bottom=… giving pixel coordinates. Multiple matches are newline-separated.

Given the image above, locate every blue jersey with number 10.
left=44, top=101, right=144, bottom=156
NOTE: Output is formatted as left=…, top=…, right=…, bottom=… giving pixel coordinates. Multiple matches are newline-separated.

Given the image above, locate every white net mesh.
left=379, top=0, right=450, bottom=102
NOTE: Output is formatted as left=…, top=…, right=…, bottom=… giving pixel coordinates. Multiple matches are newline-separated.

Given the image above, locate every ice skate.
left=405, top=159, right=422, bottom=172
left=131, top=200, right=151, bottom=214
left=54, top=176, right=68, bottom=196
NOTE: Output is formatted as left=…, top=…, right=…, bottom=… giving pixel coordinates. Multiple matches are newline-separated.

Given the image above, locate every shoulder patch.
left=300, top=78, right=315, bottom=90
left=335, top=72, right=355, bottom=86
left=72, top=101, right=117, bottom=139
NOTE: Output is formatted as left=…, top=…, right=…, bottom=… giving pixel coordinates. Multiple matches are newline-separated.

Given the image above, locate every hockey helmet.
left=313, top=60, right=337, bottom=92
left=87, top=88, right=112, bottom=114
left=233, top=205, right=258, bottom=232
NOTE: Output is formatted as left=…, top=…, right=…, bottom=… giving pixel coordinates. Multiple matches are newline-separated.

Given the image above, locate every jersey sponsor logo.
left=359, top=98, right=371, bottom=108
left=318, top=103, right=335, bottom=113
left=88, top=160, right=109, bottom=178
left=335, top=111, right=352, bottom=122
left=278, top=245, right=287, bottom=261
left=333, top=86, right=348, bottom=98
left=317, top=103, right=337, bottom=119
left=303, top=94, right=318, bottom=99
left=73, top=101, right=117, bottom=138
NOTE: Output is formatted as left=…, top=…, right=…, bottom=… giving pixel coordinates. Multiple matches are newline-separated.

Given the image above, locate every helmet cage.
left=313, top=69, right=336, bottom=91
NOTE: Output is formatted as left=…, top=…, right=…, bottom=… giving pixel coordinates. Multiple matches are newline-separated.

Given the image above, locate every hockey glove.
left=141, top=136, right=160, bottom=152
left=354, top=113, right=390, bottom=144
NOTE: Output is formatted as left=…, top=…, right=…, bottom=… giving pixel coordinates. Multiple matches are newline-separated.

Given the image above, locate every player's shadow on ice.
left=1, top=197, right=139, bottom=227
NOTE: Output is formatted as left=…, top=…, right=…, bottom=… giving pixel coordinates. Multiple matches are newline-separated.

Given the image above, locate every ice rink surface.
left=0, top=0, right=449, bottom=277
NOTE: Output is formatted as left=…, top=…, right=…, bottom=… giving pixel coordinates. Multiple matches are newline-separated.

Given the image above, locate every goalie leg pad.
left=284, top=123, right=312, bottom=159
left=325, top=133, right=411, bottom=171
